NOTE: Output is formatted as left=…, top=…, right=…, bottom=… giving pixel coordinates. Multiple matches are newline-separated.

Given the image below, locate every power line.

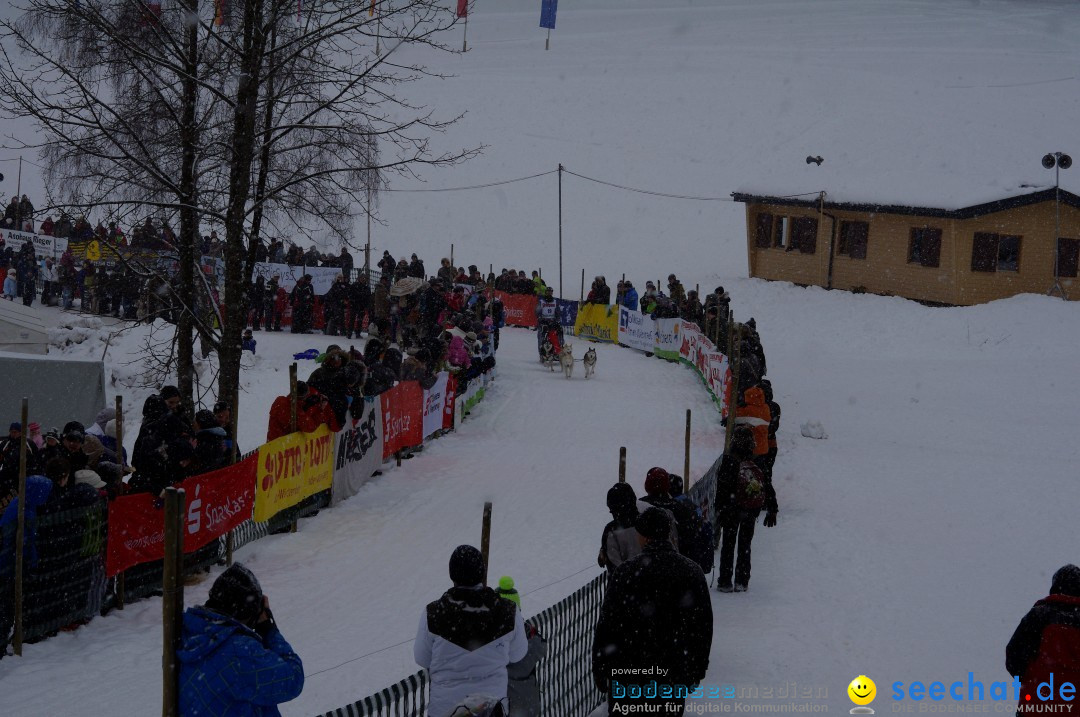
left=381, top=169, right=557, bottom=193
left=562, top=169, right=735, bottom=201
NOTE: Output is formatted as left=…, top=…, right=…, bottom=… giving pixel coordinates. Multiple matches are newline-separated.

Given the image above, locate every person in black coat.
left=249, top=276, right=266, bottom=330
left=715, top=426, right=777, bottom=593
left=289, top=275, right=315, bottom=334
left=322, top=275, right=350, bottom=337
left=346, top=274, right=371, bottom=339
left=377, top=250, right=396, bottom=276
left=1006, top=565, right=1080, bottom=713
left=592, top=507, right=712, bottom=716
left=640, top=467, right=701, bottom=561
left=193, top=410, right=229, bottom=474
left=408, top=254, right=425, bottom=278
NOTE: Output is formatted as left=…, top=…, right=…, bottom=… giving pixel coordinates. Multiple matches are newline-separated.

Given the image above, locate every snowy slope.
left=2, top=1, right=1080, bottom=715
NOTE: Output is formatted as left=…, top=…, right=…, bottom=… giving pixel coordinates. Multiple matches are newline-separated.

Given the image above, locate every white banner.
left=2, top=228, right=66, bottom=256
left=654, top=317, right=681, bottom=359
left=331, top=397, right=383, bottom=506
left=252, top=262, right=346, bottom=296
left=617, top=306, right=655, bottom=353
left=422, top=372, right=450, bottom=439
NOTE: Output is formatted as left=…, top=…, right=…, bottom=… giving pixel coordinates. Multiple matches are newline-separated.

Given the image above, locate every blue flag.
left=556, top=299, right=578, bottom=328
left=540, top=0, right=558, bottom=30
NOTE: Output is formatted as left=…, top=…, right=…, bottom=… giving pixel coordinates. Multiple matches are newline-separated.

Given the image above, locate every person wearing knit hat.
left=1006, top=564, right=1080, bottom=713
left=641, top=467, right=701, bottom=560
left=592, top=507, right=713, bottom=717
left=177, top=563, right=304, bottom=715
left=598, top=483, right=648, bottom=574
left=494, top=576, right=549, bottom=717
left=415, top=546, right=528, bottom=717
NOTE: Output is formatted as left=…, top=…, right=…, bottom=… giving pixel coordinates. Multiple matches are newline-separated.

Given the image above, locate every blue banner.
left=557, top=298, right=578, bottom=328
left=540, top=0, right=558, bottom=30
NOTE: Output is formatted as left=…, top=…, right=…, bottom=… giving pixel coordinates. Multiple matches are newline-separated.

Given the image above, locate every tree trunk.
left=176, top=0, right=202, bottom=415
left=218, top=0, right=268, bottom=410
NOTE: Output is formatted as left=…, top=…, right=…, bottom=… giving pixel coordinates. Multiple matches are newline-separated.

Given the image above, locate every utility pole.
left=558, top=163, right=564, bottom=300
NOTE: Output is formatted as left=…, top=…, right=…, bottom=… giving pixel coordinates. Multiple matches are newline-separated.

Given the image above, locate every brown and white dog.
left=540, top=338, right=557, bottom=370
left=559, top=342, right=574, bottom=378
left=582, top=347, right=597, bottom=379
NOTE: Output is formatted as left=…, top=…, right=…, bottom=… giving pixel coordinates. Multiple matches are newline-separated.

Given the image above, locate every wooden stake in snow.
left=480, top=502, right=492, bottom=586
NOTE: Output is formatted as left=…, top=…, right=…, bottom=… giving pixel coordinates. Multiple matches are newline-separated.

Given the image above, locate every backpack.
left=675, top=495, right=715, bottom=573
left=735, top=460, right=766, bottom=511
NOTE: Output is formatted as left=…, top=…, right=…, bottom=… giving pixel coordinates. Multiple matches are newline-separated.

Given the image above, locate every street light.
left=1042, top=152, right=1071, bottom=298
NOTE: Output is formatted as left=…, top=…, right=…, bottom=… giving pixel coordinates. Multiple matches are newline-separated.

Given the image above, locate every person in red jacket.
left=1006, top=565, right=1080, bottom=712
left=266, top=382, right=337, bottom=441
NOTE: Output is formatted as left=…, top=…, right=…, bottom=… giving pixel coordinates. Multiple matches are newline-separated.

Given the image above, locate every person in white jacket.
left=415, top=545, right=528, bottom=717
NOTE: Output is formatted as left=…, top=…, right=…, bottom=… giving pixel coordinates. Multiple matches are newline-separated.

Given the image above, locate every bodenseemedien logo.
left=848, top=675, right=877, bottom=714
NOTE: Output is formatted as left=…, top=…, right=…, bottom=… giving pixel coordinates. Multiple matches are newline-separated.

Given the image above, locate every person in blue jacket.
left=619, top=280, right=638, bottom=311
left=177, top=563, right=304, bottom=716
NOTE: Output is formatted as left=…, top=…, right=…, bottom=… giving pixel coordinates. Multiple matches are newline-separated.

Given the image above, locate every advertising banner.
left=422, top=372, right=450, bottom=439
left=254, top=424, right=335, bottom=522
left=252, top=262, right=346, bottom=295
left=617, top=306, right=655, bottom=353
left=381, top=381, right=424, bottom=459
left=493, top=290, right=538, bottom=328
left=556, top=299, right=578, bottom=329
left=332, top=398, right=383, bottom=505
left=106, top=455, right=257, bottom=576
left=574, top=303, right=618, bottom=343
left=540, top=0, right=558, bottom=29
left=687, top=454, right=720, bottom=530
left=654, top=317, right=681, bottom=360
left=2, top=228, right=66, bottom=256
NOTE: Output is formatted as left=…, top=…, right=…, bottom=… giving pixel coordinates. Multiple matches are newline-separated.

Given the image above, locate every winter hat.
left=448, top=545, right=485, bottom=587
left=606, top=482, right=637, bottom=514
left=44, top=428, right=60, bottom=443
left=1050, top=564, right=1080, bottom=597
left=160, top=385, right=181, bottom=401
left=206, top=563, right=264, bottom=624
left=636, top=507, right=673, bottom=542
left=28, top=422, right=41, bottom=434
left=9, top=422, right=21, bottom=432
left=74, top=469, right=105, bottom=489
left=644, top=467, right=670, bottom=496
left=95, top=461, right=123, bottom=485
left=63, top=420, right=86, bottom=436
left=496, top=576, right=521, bottom=609
left=82, top=434, right=105, bottom=462
left=105, top=419, right=117, bottom=439
left=194, top=409, right=217, bottom=430
left=669, top=475, right=684, bottom=497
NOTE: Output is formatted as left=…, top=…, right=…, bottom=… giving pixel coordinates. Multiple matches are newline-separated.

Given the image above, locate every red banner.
left=106, top=455, right=257, bottom=577
left=457, top=0, right=468, bottom=18
left=494, top=290, right=538, bottom=328
left=381, top=381, right=424, bottom=459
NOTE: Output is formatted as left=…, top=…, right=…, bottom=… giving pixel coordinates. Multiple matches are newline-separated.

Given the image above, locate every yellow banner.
left=254, top=424, right=335, bottom=522
left=574, top=303, right=619, bottom=343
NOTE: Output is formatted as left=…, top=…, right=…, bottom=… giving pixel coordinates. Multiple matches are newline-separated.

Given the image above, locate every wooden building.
left=732, top=188, right=1080, bottom=305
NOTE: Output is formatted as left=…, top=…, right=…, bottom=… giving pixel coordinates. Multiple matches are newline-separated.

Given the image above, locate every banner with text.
left=617, top=306, right=655, bottom=353
left=493, top=290, right=538, bottom=328
left=654, top=317, right=682, bottom=360
left=106, top=455, right=257, bottom=576
left=252, top=262, right=346, bottom=296
left=574, top=303, right=619, bottom=343
left=254, top=424, right=335, bottom=522
left=422, top=372, right=451, bottom=439
left=2, top=228, right=67, bottom=256
left=381, top=381, right=424, bottom=459
left=332, top=398, right=383, bottom=505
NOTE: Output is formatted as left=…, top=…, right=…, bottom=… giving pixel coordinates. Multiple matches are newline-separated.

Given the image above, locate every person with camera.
left=178, top=563, right=304, bottom=716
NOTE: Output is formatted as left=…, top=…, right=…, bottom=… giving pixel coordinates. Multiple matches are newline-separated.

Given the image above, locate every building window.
left=755, top=213, right=773, bottom=249
left=791, top=217, right=818, bottom=254
left=773, top=216, right=790, bottom=249
left=838, top=221, right=869, bottom=259
left=972, top=233, right=1022, bottom=272
left=908, top=227, right=942, bottom=267
left=1058, top=237, right=1079, bottom=278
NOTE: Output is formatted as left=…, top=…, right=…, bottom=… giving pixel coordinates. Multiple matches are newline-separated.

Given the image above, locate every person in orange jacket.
left=734, top=385, right=771, bottom=474
left=266, top=381, right=337, bottom=441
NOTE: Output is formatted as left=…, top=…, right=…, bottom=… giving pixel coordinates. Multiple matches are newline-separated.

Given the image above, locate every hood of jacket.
left=176, top=606, right=256, bottom=664
left=743, top=386, right=766, bottom=406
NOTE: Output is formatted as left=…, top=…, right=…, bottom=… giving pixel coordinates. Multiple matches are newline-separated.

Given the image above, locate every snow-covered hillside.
left=2, top=1, right=1079, bottom=715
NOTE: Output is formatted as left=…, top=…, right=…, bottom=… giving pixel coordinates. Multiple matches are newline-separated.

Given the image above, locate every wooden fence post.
left=13, top=397, right=28, bottom=656
left=480, top=502, right=493, bottom=587
left=288, top=363, right=299, bottom=533
left=162, top=487, right=186, bottom=717
left=115, top=395, right=126, bottom=609
left=724, top=321, right=742, bottom=453
left=618, top=446, right=626, bottom=483
left=684, top=409, right=691, bottom=488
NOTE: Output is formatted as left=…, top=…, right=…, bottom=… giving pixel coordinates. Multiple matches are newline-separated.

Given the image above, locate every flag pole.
left=462, top=11, right=469, bottom=52
left=545, top=28, right=550, bottom=51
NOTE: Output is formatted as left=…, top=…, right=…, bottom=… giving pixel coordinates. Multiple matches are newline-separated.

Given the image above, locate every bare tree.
left=0, top=0, right=479, bottom=418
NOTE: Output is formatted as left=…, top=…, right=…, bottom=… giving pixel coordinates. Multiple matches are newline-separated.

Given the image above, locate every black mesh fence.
left=317, top=573, right=607, bottom=717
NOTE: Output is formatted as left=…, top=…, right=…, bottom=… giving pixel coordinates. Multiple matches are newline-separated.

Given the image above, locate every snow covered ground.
left=2, top=1, right=1080, bottom=715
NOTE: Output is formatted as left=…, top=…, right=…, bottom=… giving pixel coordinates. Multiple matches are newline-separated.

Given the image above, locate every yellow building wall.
left=745, top=203, right=829, bottom=288
left=954, top=202, right=1080, bottom=305
left=744, top=198, right=1080, bottom=305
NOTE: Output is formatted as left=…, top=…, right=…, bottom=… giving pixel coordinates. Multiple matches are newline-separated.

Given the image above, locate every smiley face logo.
left=848, top=675, right=877, bottom=706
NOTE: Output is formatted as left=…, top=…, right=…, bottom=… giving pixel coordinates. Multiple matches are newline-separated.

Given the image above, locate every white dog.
left=559, top=342, right=574, bottom=378
left=582, top=347, right=597, bottom=379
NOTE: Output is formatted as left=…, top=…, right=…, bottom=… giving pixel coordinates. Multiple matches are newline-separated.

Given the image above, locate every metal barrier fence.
left=317, top=573, right=607, bottom=717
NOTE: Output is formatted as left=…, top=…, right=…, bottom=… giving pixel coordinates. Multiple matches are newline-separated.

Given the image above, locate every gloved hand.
left=763, top=511, right=777, bottom=528
left=254, top=597, right=277, bottom=641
